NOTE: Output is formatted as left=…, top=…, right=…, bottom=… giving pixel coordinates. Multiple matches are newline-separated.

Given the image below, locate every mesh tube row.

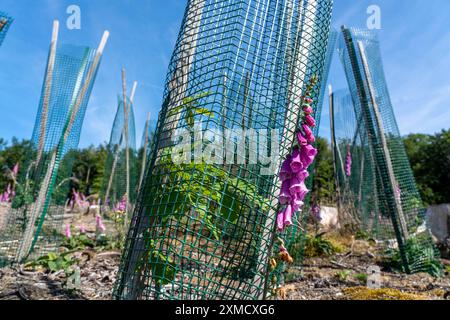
left=114, top=0, right=334, bottom=300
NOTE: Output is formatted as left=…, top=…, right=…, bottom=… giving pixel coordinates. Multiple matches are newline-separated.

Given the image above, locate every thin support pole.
left=122, top=69, right=130, bottom=219
left=138, top=112, right=151, bottom=192
left=328, top=85, right=342, bottom=215
left=36, top=21, right=59, bottom=167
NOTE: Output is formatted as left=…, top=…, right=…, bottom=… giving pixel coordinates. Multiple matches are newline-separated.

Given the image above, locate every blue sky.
left=0, top=0, right=449, bottom=147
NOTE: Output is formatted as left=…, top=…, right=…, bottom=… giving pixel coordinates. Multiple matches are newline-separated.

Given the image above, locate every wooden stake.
left=138, top=112, right=151, bottom=191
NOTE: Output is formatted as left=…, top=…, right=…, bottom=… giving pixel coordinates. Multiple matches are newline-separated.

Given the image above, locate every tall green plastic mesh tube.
left=101, top=96, right=138, bottom=210
left=114, top=0, right=333, bottom=300
left=0, top=41, right=103, bottom=266
left=0, top=11, right=13, bottom=47
left=335, top=27, right=441, bottom=276
left=285, top=28, right=337, bottom=268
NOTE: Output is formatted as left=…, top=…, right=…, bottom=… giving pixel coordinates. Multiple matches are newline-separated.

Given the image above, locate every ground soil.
left=1, top=230, right=449, bottom=300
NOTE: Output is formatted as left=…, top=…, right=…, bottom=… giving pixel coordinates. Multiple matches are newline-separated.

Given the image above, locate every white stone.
left=426, top=204, right=450, bottom=243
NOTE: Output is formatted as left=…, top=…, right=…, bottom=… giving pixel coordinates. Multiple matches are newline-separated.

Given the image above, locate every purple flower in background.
left=311, top=204, right=322, bottom=222
left=302, top=124, right=315, bottom=143
left=12, top=163, right=19, bottom=177
left=65, top=224, right=72, bottom=238
left=79, top=225, right=87, bottom=233
left=290, top=149, right=304, bottom=173
left=96, top=214, right=106, bottom=232
left=117, top=196, right=127, bottom=212
left=345, top=146, right=352, bottom=177
left=279, top=180, right=292, bottom=205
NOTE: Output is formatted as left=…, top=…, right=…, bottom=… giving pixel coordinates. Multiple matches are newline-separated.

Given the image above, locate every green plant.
left=354, top=273, right=368, bottom=283
left=167, top=92, right=213, bottom=129
left=335, top=270, right=351, bottom=281
left=25, top=251, right=78, bottom=275
left=355, top=230, right=370, bottom=240
left=62, top=234, right=95, bottom=250
left=304, top=233, right=338, bottom=258
left=385, top=236, right=442, bottom=277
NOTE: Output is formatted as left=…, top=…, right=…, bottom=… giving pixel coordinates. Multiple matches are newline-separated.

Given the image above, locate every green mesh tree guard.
left=0, top=23, right=108, bottom=267
left=114, top=0, right=333, bottom=300
left=101, top=94, right=138, bottom=212
left=333, top=26, right=441, bottom=276
left=0, top=11, right=13, bottom=47
left=285, top=28, right=337, bottom=268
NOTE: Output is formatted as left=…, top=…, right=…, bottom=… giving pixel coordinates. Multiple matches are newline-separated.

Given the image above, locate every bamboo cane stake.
left=138, top=112, right=151, bottom=192
left=36, top=21, right=59, bottom=167
left=121, top=69, right=130, bottom=218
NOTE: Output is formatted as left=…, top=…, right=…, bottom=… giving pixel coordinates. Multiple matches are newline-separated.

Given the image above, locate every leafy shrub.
left=62, top=234, right=95, bottom=250
left=304, top=233, right=340, bottom=258
left=354, top=273, right=368, bottom=283
left=384, top=236, right=442, bottom=277
left=25, top=251, right=78, bottom=275
left=335, top=270, right=351, bottom=281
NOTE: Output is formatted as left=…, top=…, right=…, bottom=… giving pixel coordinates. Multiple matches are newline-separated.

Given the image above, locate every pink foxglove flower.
left=279, top=180, right=291, bottom=205
left=311, top=204, right=322, bottom=222
left=79, top=225, right=86, bottom=233
left=345, top=149, right=352, bottom=177
left=277, top=212, right=285, bottom=231
left=291, top=193, right=304, bottom=212
left=117, top=196, right=127, bottom=212
left=65, top=224, right=72, bottom=238
left=289, top=177, right=306, bottom=196
left=303, top=106, right=313, bottom=115
left=290, top=149, right=304, bottom=173
left=304, top=115, right=316, bottom=128
left=300, top=144, right=318, bottom=168
left=283, top=205, right=293, bottom=227
left=296, top=132, right=308, bottom=146
left=96, top=214, right=106, bottom=232
left=296, top=169, right=309, bottom=182
left=303, top=97, right=313, bottom=104
left=302, top=124, right=315, bottom=143
left=280, top=155, right=293, bottom=181
left=12, top=163, right=19, bottom=177
left=292, top=180, right=309, bottom=201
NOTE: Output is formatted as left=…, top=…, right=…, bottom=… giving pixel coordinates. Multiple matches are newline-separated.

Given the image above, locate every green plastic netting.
left=0, top=29, right=105, bottom=267
left=100, top=95, right=138, bottom=213
left=114, top=0, right=334, bottom=300
left=0, top=11, right=13, bottom=47
left=332, top=26, right=441, bottom=276
left=284, top=28, right=337, bottom=270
